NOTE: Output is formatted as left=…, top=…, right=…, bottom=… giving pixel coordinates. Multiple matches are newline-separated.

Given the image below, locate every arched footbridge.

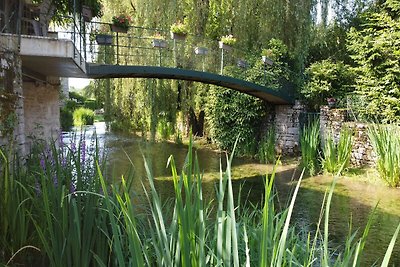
left=17, top=19, right=295, bottom=105
left=86, top=64, right=293, bottom=104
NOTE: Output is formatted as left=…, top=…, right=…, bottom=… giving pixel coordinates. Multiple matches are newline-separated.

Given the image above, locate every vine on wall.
left=0, top=52, right=18, bottom=139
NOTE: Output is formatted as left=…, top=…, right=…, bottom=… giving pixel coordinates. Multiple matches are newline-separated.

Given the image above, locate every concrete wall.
left=23, top=81, right=60, bottom=149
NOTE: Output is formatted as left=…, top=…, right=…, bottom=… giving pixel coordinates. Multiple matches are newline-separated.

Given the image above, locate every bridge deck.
left=86, top=64, right=294, bottom=104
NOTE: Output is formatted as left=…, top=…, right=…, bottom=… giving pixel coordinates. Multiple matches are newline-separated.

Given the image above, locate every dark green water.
left=72, top=123, right=400, bottom=266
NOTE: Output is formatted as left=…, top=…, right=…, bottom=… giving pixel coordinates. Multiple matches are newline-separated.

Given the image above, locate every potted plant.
left=261, top=49, right=274, bottom=66
left=237, top=59, right=248, bottom=68
left=111, top=14, right=131, bottom=33
left=219, top=34, right=236, bottom=51
left=95, top=33, right=113, bottom=45
left=151, top=34, right=167, bottom=48
left=327, top=97, right=337, bottom=108
left=82, top=0, right=103, bottom=22
left=194, top=46, right=208, bottom=55
left=170, top=21, right=188, bottom=40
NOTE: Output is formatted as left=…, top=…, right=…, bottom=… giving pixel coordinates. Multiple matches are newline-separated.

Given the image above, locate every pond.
left=66, top=122, right=400, bottom=266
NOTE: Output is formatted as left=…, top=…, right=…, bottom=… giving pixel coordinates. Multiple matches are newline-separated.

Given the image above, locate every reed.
left=322, top=127, right=353, bottom=175
left=258, top=127, right=276, bottom=164
left=368, top=124, right=400, bottom=187
left=300, top=119, right=320, bottom=176
left=1, top=135, right=400, bottom=266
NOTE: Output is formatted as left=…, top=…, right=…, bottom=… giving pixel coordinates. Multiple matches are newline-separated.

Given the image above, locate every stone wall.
left=0, top=48, right=27, bottom=155
left=1, top=36, right=61, bottom=154
left=320, top=106, right=374, bottom=166
left=23, top=81, right=60, bottom=149
left=274, top=100, right=305, bottom=155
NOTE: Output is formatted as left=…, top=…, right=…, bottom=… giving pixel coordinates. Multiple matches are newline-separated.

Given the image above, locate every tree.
left=347, top=0, right=400, bottom=121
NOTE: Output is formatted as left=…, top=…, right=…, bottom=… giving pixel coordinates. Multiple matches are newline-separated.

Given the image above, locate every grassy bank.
left=1, top=137, right=399, bottom=266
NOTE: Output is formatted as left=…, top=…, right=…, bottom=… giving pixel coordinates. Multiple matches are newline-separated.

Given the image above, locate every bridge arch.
left=86, top=64, right=294, bottom=105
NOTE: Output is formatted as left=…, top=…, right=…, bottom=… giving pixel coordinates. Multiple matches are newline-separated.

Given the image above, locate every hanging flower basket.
left=219, top=34, right=236, bottom=51
left=170, top=21, right=188, bottom=40
left=82, top=5, right=93, bottom=22
left=262, top=55, right=274, bottom=66
left=152, top=38, right=167, bottom=48
left=327, top=98, right=337, bottom=108
left=111, top=14, right=131, bottom=33
left=194, top=47, right=208, bottom=55
left=111, top=24, right=128, bottom=33
left=170, top=32, right=187, bottom=41
left=237, top=59, right=248, bottom=68
left=218, top=41, right=232, bottom=51
left=95, top=34, right=113, bottom=45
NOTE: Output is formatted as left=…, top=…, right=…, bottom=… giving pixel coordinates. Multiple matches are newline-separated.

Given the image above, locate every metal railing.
left=0, top=2, right=293, bottom=92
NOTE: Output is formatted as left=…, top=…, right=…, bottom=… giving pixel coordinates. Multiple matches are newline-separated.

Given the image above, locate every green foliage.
left=2, top=138, right=400, bottom=266
left=220, top=34, right=237, bottom=46
left=157, top=116, right=174, bottom=140
left=69, top=91, right=86, bottom=105
left=302, top=59, right=355, bottom=110
left=258, top=127, right=276, bottom=164
left=368, top=124, right=400, bottom=187
left=84, top=99, right=100, bottom=110
left=60, top=107, right=73, bottom=131
left=347, top=2, right=400, bottom=122
left=170, top=21, right=189, bottom=35
left=73, top=108, right=95, bottom=126
left=322, top=128, right=353, bottom=175
left=300, top=119, right=320, bottom=176
left=206, top=87, right=266, bottom=155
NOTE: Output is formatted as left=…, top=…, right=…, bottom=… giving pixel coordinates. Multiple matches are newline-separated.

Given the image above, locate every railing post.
left=220, top=48, right=224, bottom=75
left=116, top=32, right=119, bottom=65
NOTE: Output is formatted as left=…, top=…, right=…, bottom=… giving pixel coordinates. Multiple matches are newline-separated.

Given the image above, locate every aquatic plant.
left=368, top=124, right=400, bottom=187
left=300, top=119, right=320, bottom=176
left=258, top=127, right=276, bottom=163
left=322, top=127, right=353, bottom=175
left=1, top=136, right=400, bottom=266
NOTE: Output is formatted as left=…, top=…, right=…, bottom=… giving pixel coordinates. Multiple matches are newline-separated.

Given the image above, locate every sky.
left=69, top=78, right=92, bottom=90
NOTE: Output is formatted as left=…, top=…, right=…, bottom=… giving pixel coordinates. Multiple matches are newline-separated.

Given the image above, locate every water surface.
left=66, top=123, right=400, bottom=266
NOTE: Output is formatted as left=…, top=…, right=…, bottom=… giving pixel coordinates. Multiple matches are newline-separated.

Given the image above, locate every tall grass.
left=1, top=135, right=400, bottom=266
left=300, top=119, right=320, bottom=176
left=322, top=128, right=353, bottom=175
left=258, top=127, right=276, bottom=164
left=368, top=124, right=400, bottom=187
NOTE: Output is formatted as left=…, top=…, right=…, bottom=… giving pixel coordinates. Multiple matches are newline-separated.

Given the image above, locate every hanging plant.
left=111, top=14, right=131, bottom=33
left=220, top=34, right=237, bottom=46
left=170, top=21, right=188, bottom=40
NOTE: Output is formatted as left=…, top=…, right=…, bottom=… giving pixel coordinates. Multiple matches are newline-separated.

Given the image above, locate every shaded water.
left=67, top=123, right=400, bottom=266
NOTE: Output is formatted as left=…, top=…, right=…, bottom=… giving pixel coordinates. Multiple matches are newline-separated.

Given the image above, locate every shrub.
left=368, top=124, right=400, bottom=187
left=73, top=107, right=95, bottom=126
left=301, top=59, right=355, bottom=110
left=322, top=127, right=353, bottom=175
left=60, top=107, right=73, bottom=131
left=300, top=119, right=320, bottom=176
left=84, top=99, right=99, bottom=111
